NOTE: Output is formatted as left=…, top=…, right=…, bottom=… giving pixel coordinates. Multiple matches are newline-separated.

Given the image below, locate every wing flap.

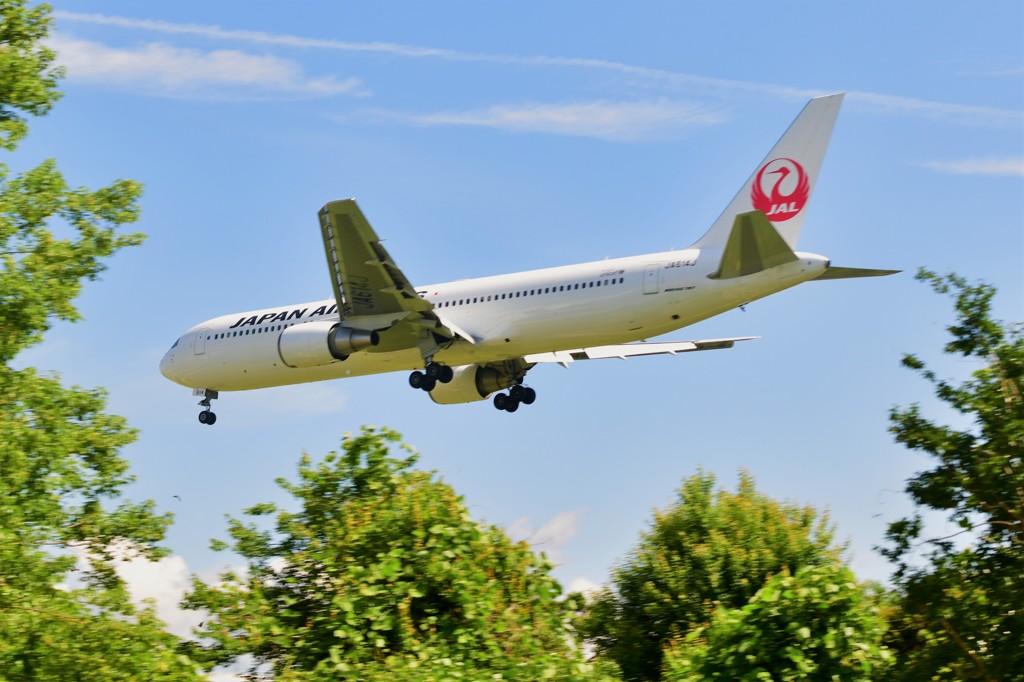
left=524, top=337, right=756, bottom=366
left=318, top=199, right=433, bottom=318
left=317, top=199, right=464, bottom=356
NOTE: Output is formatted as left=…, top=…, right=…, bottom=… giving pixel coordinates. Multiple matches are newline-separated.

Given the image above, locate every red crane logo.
left=751, top=157, right=809, bottom=222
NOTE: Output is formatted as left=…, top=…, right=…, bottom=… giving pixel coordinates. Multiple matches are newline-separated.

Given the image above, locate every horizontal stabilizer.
left=710, top=211, right=797, bottom=279
left=815, top=266, right=901, bottom=281
left=524, top=337, right=756, bottom=367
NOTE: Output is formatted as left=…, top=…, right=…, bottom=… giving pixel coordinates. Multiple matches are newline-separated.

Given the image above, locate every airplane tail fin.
left=691, top=93, right=844, bottom=251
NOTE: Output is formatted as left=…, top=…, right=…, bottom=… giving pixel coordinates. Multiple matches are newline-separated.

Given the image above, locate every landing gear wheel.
left=520, top=387, right=537, bottom=405
left=409, top=371, right=426, bottom=389
left=426, top=362, right=454, bottom=383
left=421, top=376, right=437, bottom=392
left=194, top=388, right=220, bottom=426
left=504, top=399, right=519, bottom=413
left=510, top=385, right=524, bottom=401
left=493, top=393, right=509, bottom=411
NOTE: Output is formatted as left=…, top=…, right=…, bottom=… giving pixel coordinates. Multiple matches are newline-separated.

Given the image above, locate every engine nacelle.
left=278, top=320, right=379, bottom=368
left=429, top=364, right=514, bottom=404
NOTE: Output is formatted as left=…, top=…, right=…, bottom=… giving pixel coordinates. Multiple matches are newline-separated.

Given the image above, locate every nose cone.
left=160, top=348, right=180, bottom=384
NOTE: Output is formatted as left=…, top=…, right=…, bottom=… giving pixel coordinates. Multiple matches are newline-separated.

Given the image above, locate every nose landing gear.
left=193, top=388, right=219, bottom=426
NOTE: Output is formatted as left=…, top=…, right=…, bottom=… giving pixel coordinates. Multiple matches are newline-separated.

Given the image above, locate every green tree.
left=0, top=0, right=62, bottom=151
left=184, top=427, right=618, bottom=680
left=663, top=563, right=892, bottom=681
left=581, top=470, right=842, bottom=681
left=881, top=269, right=1023, bottom=681
left=0, top=1, right=201, bottom=678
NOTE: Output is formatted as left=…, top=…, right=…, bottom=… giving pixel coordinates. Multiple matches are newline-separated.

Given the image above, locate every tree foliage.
left=882, top=269, right=1023, bottom=681
left=0, top=1, right=200, bottom=678
left=663, top=563, right=892, bottom=681
left=0, top=0, right=63, bottom=150
left=581, top=469, right=841, bottom=681
left=184, top=427, right=617, bottom=680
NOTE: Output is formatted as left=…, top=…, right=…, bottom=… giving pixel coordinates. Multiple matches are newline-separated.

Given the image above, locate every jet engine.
left=429, top=364, right=515, bottom=404
left=278, top=320, right=379, bottom=368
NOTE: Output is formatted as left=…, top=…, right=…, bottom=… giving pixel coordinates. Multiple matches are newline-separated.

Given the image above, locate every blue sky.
left=14, top=1, right=1022, bottom=637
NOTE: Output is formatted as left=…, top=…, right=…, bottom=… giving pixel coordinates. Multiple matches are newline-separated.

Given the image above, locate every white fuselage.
left=159, top=247, right=829, bottom=392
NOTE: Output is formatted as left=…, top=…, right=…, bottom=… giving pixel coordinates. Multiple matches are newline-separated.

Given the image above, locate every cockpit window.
left=171, top=338, right=179, bottom=348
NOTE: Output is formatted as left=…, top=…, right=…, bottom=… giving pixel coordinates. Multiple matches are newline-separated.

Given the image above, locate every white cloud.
left=508, top=508, right=586, bottom=563
left=399, top=100, right=725, bottom=141
left=847, top=90, right=1023, bottom=128
left=52, top=11, right=1024, bottom=128
left=921, top=158, right=1024, bottom=176
left=48, top=34, right=363, bottom=100
left=53, top=10, right=464, bottom=60
left=59, top=543, right=207, bottom=639
left=567, top=576, right=603, bottom=597
left=114, top=553, right=205, bottom=638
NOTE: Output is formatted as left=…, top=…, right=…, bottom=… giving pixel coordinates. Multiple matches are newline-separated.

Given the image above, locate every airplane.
left=159, top=93, right=897, bottom=424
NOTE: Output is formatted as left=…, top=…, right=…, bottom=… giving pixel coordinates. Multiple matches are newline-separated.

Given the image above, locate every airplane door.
left=643, top=264, right=661, bottom=294
left=194, top=328, right=209, bottom=355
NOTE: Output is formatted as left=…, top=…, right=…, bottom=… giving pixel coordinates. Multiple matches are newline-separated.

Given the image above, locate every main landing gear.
left=408, top=361, right=454, bottom=392
left=492, top=384, right=536, bottom=413
left=408, top=360, right=538, bottom=414
left=194, top=388, right=219, bottom=426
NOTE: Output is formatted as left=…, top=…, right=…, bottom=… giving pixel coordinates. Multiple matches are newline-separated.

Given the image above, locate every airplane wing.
left=524, top=337, right=756, bottom=367
left=318, top=199, right=462, bottom=349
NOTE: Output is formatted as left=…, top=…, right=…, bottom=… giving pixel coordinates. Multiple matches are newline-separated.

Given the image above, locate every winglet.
left=691, top=93, right=844, bottom=251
